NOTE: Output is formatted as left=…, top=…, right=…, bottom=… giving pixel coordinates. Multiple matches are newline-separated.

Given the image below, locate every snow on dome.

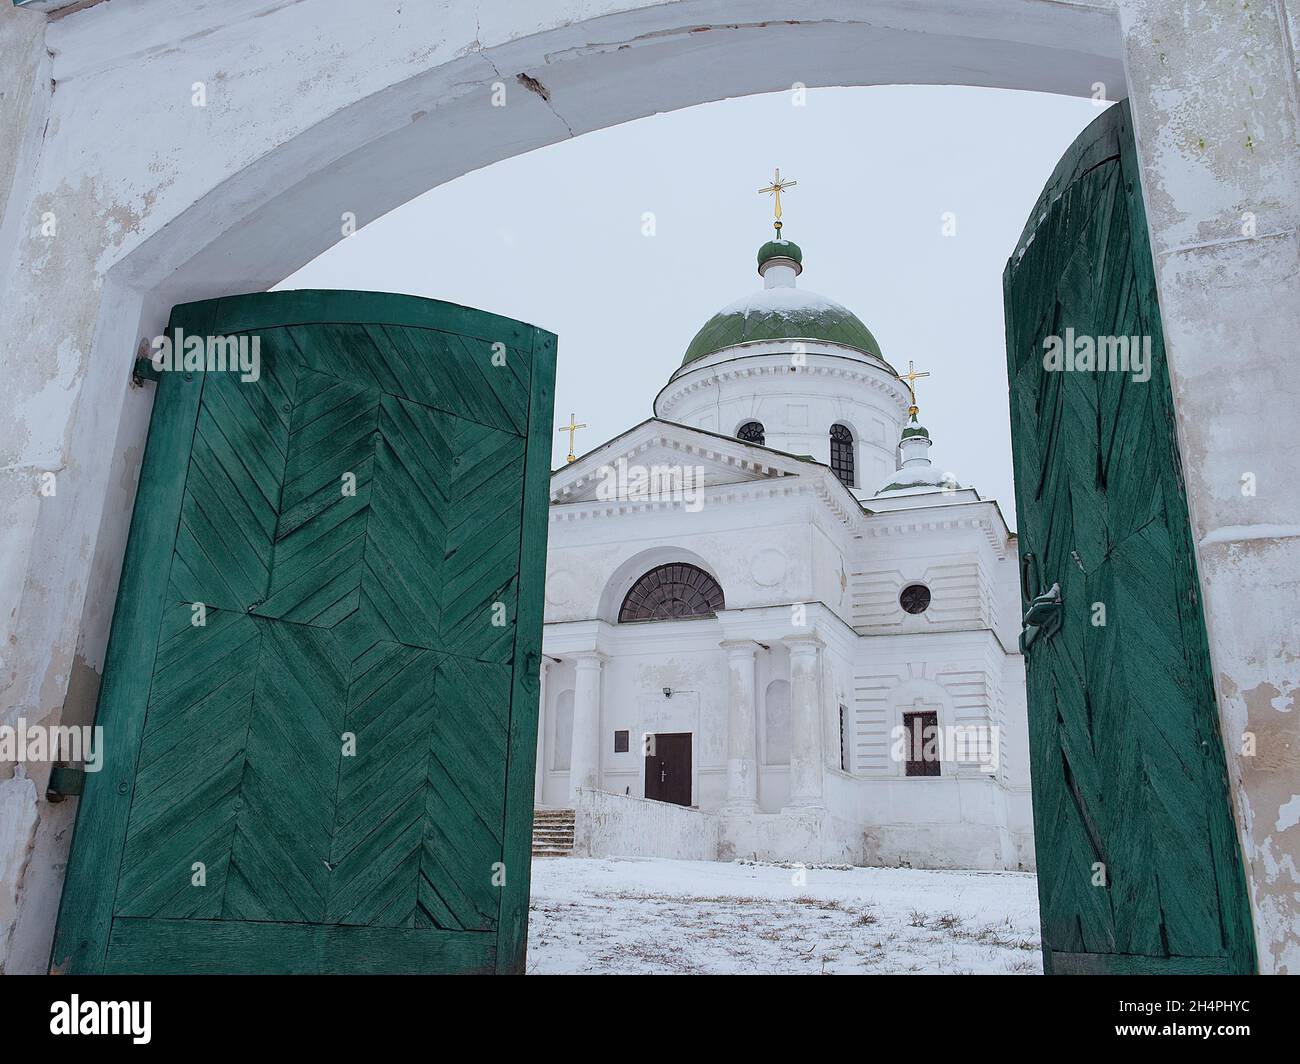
left=713, top=286, right=841, bottom=318
left=681, top=286, right=886, bottom=366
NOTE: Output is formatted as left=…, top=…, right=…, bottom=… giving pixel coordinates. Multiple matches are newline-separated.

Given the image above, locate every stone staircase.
left=532, top=808, right=576, bottom=858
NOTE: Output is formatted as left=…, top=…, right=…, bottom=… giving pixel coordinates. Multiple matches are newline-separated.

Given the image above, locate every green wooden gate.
left=1004, top=102, right=1256, bottom=974
left=51, top=290, right=555, bottom=974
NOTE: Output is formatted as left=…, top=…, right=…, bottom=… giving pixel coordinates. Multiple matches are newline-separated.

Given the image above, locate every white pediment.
left=550, top=419, right=803, bottom=505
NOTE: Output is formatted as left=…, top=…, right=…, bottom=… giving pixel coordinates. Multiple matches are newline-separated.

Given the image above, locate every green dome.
left=681, top=287, right=887, bottom=367
left=901, top=424, right=930, bottom=439
left=757, top=238, right=802, bottom=268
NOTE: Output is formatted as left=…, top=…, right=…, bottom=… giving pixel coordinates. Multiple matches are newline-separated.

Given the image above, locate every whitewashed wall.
left=0, top=0, right=1295, bottom=971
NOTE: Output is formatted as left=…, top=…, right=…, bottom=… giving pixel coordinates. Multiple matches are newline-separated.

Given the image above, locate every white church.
left=533, top=197, right=1033, bottom=871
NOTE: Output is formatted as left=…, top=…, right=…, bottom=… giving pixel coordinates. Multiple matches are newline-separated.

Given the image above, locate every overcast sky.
left=281, top=85, right=1108, bottom=530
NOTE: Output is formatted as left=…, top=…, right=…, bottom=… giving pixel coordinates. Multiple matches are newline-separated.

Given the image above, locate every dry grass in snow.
left=527, top=856, right=1041, bottom=975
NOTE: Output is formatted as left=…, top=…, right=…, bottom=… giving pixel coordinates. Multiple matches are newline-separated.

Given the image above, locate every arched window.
left=830, top=423, right=855, bottom=488
left=618, top=563, right=725, bottom=622
left=764, top=680, right=791, bottom=765
left=737, top=421, right=765, bottom=445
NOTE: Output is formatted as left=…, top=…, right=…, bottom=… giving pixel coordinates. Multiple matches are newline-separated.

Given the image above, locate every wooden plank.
left=1114, top=107, right=1257, bottom=975
left=1005, top=100, right=1258, bottom=976
left=106, top=918, right=495, bottom=975
left=48, top=299, right=213, bottom=973
left=495, top=326, right=556, bottom=973
left=195, top=288, right=536, bottom=349
left=1049, top=951, right=1234, bottom=976
left=55, top=290, right=554, bottom=975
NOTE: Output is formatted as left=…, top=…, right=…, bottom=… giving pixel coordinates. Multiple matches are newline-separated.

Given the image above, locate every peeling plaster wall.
left=0, top=0, right=54, bottom=973
left=1116, top=0, right=1300, bottom=973
left=0, top=0, right=1294, bottom=971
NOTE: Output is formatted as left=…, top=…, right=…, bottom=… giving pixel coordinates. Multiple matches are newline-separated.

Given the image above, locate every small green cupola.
left=757, top=238, right=803, bottom=275
left=875, top=403, right=961, bottom=496
left=901, top=415, right=930, bottom=440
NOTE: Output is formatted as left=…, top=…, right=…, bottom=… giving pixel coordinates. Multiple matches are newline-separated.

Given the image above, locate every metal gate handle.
left=1020, top=582, right=1062, bottom=654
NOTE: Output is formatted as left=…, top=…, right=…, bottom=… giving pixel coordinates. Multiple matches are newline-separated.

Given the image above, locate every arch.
left=830, top=422, right=855, bottom=488
left=618, top=563, right=724, bottom=622
left=596, top=545, right=723, bottom=623
left=12, top=0, right=1286, bottom=972
left=736, top=420, right=766, bottom=446
left=90, top=3, right=1125, bottom=304
left=16, top=1, right=1128, bottom=733
left=764, top=679, right=792, bottom=766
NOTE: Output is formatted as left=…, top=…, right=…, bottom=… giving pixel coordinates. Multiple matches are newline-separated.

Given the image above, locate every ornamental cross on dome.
left=557, top=412, right=586, bottom=463
left=758, top=168, right=797, bottom=234
left=897, top=360, right=931, bottom=418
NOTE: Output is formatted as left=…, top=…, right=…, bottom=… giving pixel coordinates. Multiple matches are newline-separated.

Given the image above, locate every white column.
left=568, top=651, right=606, bottom=803
left=721, top=640, right=758, bottom=813
left=785, top=636, right=825, bottom=809
left=534, top=657, right=551, bottom=807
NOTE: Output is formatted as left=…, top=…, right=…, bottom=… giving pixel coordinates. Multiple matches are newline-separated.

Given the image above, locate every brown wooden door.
left=645, top=733, right=692, bottom=806
left=903, top=710, right=940, bottom=777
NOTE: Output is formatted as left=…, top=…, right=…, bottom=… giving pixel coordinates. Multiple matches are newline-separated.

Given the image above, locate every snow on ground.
left=527, top=856, right=1042, bottom=975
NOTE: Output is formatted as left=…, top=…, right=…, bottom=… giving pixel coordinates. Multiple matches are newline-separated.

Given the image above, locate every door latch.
left=1020, top=582, right=1062, bottom=654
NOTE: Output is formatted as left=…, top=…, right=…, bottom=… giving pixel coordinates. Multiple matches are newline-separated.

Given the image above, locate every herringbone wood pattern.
left=115, top=315, right=529, bottom=937
left=1005, top=103, right=1254, bottom=973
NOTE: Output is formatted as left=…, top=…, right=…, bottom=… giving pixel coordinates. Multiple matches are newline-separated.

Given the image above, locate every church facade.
left=534, top=233, right=1033, bottom=871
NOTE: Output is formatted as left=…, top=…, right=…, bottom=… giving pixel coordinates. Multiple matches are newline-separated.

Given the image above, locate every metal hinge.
left=46, top=764, right=86, bottom=802
left=131, top=355, right=161, bottom=387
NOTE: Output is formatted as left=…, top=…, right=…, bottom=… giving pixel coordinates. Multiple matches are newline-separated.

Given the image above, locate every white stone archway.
left=0, top=0, right=1296, bottom=972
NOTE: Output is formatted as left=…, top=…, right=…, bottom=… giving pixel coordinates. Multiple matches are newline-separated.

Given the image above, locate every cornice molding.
left=550, top=428, right=795, bottom=503
left=860, top=509, right=1010, bottom=560
left=656, top=357, right=911, bottom=419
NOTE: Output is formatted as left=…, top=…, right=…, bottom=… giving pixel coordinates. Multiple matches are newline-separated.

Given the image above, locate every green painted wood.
left=105, top=918, right=496, bottom=975
left=496, top=328, right=555, bottom=973
left=51, top=289, right=556, bottom=974
left=48, top=299, right=213, bottom=974
left=1004, top=101, right=1256, bottom=976
left=1049, top=950, right=1233, bottom=976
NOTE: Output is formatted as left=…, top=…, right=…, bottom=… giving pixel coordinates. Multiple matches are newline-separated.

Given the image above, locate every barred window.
left=830, top=423, right=855, bottom=488
left=737, top=421, right=765, bottom=445
left=618, top=563, right=725, bottom=622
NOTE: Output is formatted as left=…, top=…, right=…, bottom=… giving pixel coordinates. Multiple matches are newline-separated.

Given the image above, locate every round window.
left=900, top=583, right=931, bottom=614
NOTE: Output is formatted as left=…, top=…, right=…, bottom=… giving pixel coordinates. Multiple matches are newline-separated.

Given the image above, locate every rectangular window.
left=903, top=710, right=941, bottom=777
left=838, top=705, right=849, bottom=772
left=613, top=730, right=629, bottom=753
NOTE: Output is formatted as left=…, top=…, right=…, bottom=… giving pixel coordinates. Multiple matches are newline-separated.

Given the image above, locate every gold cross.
left=557, top=412, right=587, bottom=463
left=757, top=168, right=797, bottom=233
left=896, top=360, right=931, bottom=417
